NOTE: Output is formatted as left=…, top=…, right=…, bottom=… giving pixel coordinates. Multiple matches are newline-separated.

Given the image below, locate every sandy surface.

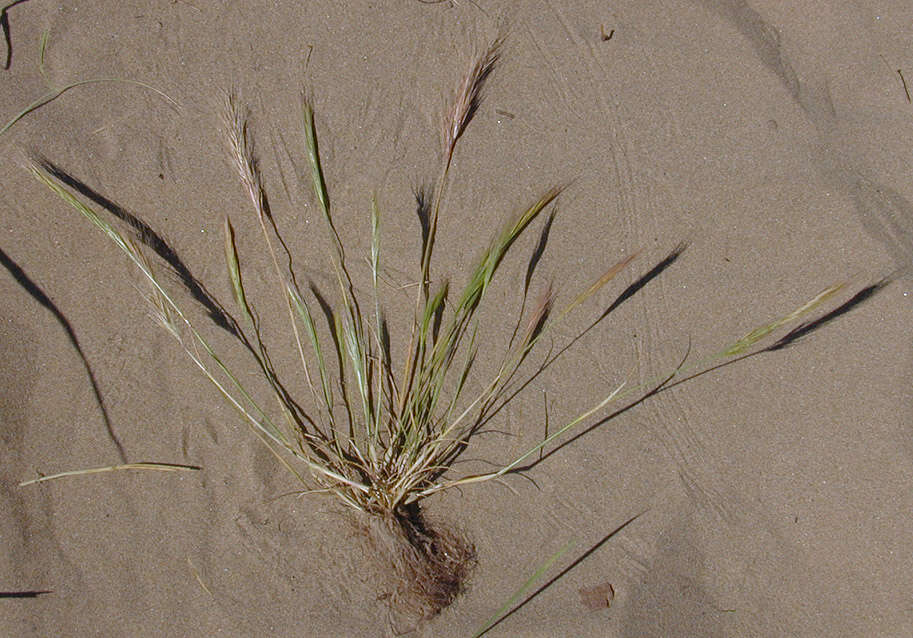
left=2, top=1, right=912, bottom=636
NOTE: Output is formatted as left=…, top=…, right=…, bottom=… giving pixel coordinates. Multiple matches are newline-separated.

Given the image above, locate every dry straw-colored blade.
left=20, top=462, right=200, bottom=486
left=3, top=30, right=179, bottom=137
left=564, top=251, right=640, bottom=317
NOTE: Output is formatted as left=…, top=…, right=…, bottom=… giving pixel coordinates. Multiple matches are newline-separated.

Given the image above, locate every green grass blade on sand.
left=471, top=540, right=575, bottom=638
left=223, top=216, right=255, bottom=330
left=287, top=282, right=334, bottom=418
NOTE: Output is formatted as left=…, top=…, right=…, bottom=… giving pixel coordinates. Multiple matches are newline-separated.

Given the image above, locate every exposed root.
left=356, top=503, right=476, bottom=633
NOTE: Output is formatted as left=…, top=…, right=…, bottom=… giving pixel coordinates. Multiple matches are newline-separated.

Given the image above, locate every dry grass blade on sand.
left=1, top=29, right=178, bottom=137
left=19, top=463, right=200, bottom=486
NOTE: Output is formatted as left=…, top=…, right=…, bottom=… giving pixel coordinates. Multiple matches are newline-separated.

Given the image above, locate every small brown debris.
left=579, top=581, right=615, bottom=611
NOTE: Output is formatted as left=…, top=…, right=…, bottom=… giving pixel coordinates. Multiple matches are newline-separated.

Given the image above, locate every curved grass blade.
left=2, top=31, right=178, bottom=137
left=20, top=462, right=200, bottom=486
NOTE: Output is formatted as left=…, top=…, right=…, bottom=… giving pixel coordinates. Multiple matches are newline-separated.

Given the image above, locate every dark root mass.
left=357, top=503, right=476, bottom=632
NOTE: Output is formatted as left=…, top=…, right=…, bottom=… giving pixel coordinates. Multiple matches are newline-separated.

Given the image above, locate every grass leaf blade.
left=223, top=216, right=254, bottom=329
left=20, top=462, right=200, bottom=486
left=471, top=539, right=575, bottom=638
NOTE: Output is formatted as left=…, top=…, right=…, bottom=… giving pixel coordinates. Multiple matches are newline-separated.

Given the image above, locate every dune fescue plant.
left=28, top=36, right=851, bottom=626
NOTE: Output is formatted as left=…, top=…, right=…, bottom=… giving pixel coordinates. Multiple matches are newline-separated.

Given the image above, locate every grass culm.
left=28, top=35, right=850, bottom=627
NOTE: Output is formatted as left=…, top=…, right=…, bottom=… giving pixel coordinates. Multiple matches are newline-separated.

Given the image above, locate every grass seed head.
left=443, top=35, right=504, bottom=160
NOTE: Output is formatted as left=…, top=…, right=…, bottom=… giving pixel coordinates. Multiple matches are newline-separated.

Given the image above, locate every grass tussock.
left=27, top=34, right=855, bottom=627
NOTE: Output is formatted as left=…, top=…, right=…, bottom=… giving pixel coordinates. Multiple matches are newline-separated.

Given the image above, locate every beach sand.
left=2, top=1, right=911, bottom=636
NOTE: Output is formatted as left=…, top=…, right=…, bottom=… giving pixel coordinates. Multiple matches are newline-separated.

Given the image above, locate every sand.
left=2, top=1, right=912, bottom=636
